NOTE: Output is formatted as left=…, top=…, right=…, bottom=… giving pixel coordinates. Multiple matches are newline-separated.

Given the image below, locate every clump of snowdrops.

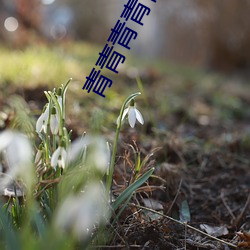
left=0, top=79, right=154, bottom=249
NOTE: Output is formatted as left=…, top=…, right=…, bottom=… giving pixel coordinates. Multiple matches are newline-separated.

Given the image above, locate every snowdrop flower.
left=57, top=87, right=63, bottom=111
left=121, top=99, right=144, bottom=128
left=36, top=103, right=50, bottom=133
left=57, top=95, right=63, bottom=112
left=54, top=182, right=109, bottom=240
left=0, top=130, right=33, bottom=190
left=35, top=144, right=43, bottom=164
left=51, top=142, right=67, bottom=169
left=67, top=135, right=110, bottom=173
left=50, top=106, right=59, bottom=135
left=88, top=137, right=110, bottom=173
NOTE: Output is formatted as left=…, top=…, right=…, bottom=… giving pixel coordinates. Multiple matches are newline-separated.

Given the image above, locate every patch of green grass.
left=0, top=42, right=100, bottom=87
left=0, top=41, right=249, bottom=131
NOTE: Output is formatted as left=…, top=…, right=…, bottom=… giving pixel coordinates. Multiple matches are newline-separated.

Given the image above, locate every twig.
left=233, top=192, right=250, bottom=227
left=221, top=190, right=236, bottom=221
left=166, top=178, right=183, bottom=215
left=89, top=245, right=141, bottom=249
left=130, top=203, right=237, bottom=249
left=184, top=221, right=187, bottom=250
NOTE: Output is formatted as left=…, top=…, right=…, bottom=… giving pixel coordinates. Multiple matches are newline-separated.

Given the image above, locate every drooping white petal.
left=119, top=101, right=144, bottom=128
left=0, top=130, right=14, bottom=151
left=121, top=107, right=129, bottom=121
left=51, top=147, right=61, bottom=168
left=117, top=107, right=129, bottom=125
left=57, top=158, right=65, bottom=169
left=55, top=195, right=79, bottom=232
left=67, top=137, right=88, bottom=163
left=0, top=131, right=33, bottom=190
left=42, top=121, right=48, bottom=133
left=61, top=148, right=67, bottom=161
left=50, top=114, right=59, bottom=135
left=44, top=103, right=50, bottom=118
left=128, top=107, right=136, bottom=128
left=54, top=182, right=109, bottom=240
left=68, top=136, right=109, bottom=172
left=51, top=147, right=67, bottom=169
left=92, top=138, right=110, bottom=173
left=35, top=149, right=42, bottom=164
left=135, top=109, right=144, bottom=125
left=6, top=133, right=32, bottom=170
left=36, top=104, right=50, bottom=134
left=116, top=116, right=120, bottom=125
left=59, top=148, right=67, bottom=169
left=36, top=113, right=45, bottom=133
left=57, top=96, right=63, bottom=112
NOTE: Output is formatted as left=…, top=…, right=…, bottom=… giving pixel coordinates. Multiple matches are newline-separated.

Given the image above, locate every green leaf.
left=135, top=152, right=141, bottom=173
left=112, top=167, right=154, bottom=211
left=32, top=209, right=46, bottom=237
left=62, top=78, right=72, bottom=99
left=112, top=193, right=133, bottom=225
left=0, top=208, right=21, bottom=250
left=179, top=199, right=191, bottom=222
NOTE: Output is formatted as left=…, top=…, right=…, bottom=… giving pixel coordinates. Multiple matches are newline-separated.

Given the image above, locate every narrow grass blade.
left=0, top=208, right=21, bottom=250
left=112, top=167, right=154, bottom=211
left=112, top=193, right=133, bottom=225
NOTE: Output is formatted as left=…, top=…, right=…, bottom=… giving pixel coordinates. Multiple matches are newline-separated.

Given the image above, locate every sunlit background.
left=0, top=2, right=249, bottom=249
left=1, top=0, right=250, bottom=72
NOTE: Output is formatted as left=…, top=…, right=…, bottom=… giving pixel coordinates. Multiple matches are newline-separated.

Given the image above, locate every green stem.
left=52, top=134, right=56, bottom=152
left=45, top=98, right=53, bottom=164
left=49, top=92, right=63, bottom=136
left=62, top=78, right=72, bottom=127
left=106, top=92, right=141, bottom=196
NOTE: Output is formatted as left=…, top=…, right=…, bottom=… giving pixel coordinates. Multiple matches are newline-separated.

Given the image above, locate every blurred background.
left=0, top=2, right=250, bottom=248
left=1, top=0, right=250, bottom=136
left=1, top=0, right=250, bottom=72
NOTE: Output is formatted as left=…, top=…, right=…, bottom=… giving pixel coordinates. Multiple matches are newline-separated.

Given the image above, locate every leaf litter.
left=2, top=67, right=250, bottom=249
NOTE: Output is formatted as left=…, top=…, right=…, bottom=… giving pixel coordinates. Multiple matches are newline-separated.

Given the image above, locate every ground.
left=0, top=42, right=249, bottom=249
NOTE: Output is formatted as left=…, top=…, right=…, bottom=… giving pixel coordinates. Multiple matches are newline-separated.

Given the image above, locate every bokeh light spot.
left=4, top=17, right=19, bottom=32
left=50, top=24, right=67, bottom=40
left=41, top=0, right=55, bottom=5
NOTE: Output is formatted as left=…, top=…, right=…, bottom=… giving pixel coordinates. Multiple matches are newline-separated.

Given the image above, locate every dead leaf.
left=174, top=192, right=191, bottom=222
left=142, top=198, right=164, bottom=221
left=237, top=231, right=250, bottom=248
left=200, top=224, right=229, bottom=237
left=143, top=198, right=163, bottom=211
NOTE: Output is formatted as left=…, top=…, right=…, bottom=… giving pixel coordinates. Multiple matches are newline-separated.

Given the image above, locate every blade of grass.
left=0, top=208, right=21, bottom=250
left=112, top=167, right=154, bottom=211
left=112, top=193, right=133, bottom=225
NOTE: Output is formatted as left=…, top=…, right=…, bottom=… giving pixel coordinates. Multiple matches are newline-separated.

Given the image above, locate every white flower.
left=51, top=145, right=67, bottom=169
left=36, top=104, right=49, bottom=133
left=57, top=95, right=63, bottom=112
left=35, top=144, right=43, bottom=164
left=56, top=87, right=63, bottom=112
left=54, top=182, right=109, bottom=240
left=120, top=100, right=144, bottom=128
left=50, top=106, right=59, bottom=135
left=50, top=114, right=59, bottom=135
left=67, top=136, right=110, bottom=173
left=0, top=130, right=33, bottom=190
left=89, top=137, right=110, bottom=173
left=35, top=149, right=42, bottom=164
